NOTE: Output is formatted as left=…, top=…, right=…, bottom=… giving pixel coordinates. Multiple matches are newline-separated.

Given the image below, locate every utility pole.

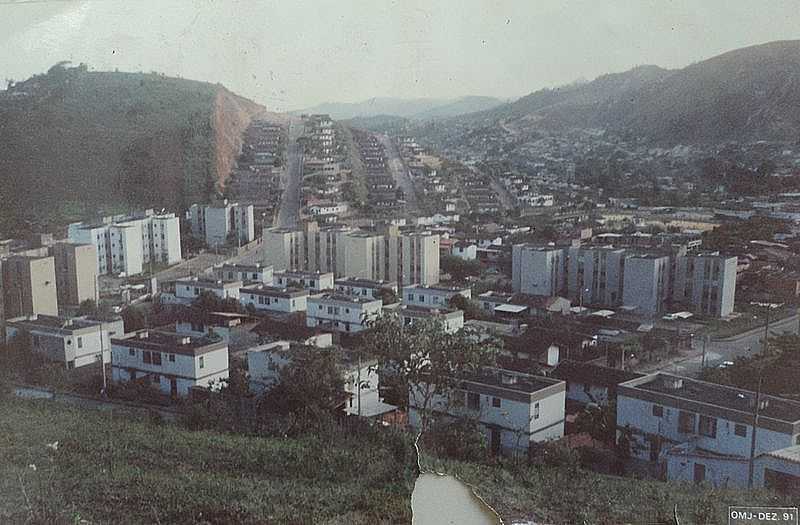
left=763, top=305, right=771, bottom=355
left=701, top=336, right=707, bottom=370
left=357, top=351, right=362, bottom=418
left=747, top=374, right=763, bottom=489
left=94, top=277, right=107, bottom=393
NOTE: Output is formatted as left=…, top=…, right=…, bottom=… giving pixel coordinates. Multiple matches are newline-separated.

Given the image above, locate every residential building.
left=5, top=314, right=124, bottom=368
left=214, top=263, right=273, bottom=284
left=273, top=270, right=334, bottom=292
left=52, top=242, right=98, bottom=309
left=402, top=284, right=471, bottom=309
left=189, top=200, right=255, bottom=247
left=397, top=305, right=464, bottom=333
left=512, top=245, right=565, bottom=296
left=166, top=278, right=242, bottom=305
left=334, top=277, right=398, bottom=299
left=2, top=255, right=58, bottom=319
left=672, top=253, right=737, bottom=317
left=111, top=330, right=229, bottom=397
left=68, top=210, right=181, bottom=276
left=567, top=246, right=626, bottom=307
left=617, top=373, right=800, bottom=487
left=239, top=285, right=309, bottom=313
left=622, top=254, right=671, bottom=316
left=550, top=360, right=643, bottom=407
left=409, top=368, right=566, bottom=455
left=306, top=294, right=383, bottom=333
left=452, top=242, right=478, bottom=261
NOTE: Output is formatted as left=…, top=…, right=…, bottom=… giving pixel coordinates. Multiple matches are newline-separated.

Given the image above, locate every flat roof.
left=112, top=330, right=225, bottom=356
left=7, top=315, right=103, bottom=334
left=309, top=293, right=382, bottom=305
left=335, top=277, right=397, bottom=288
left=494, top=304, right=528, bottom=314
left=241, top=285, right=309, bottom=298
left=176, top=278, right=242, bottom=289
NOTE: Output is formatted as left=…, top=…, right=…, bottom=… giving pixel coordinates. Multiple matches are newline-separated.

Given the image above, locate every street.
left=645, top=312, right=799, bottom=376
left=378, top=133, right=421, bottom=214
left=275, top=118, right=304, bottom=228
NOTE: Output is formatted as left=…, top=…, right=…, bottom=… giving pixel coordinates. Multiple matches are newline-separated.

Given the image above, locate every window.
left=735, top=424, right=747, bottom=437
left=534, top=402, right=540, bottom=420
left=678, top=411, right=696, bottom=434
left=152, top=352, right=162, bottom=366
left=492, top=397, right=501, bottom=408
left=199, top=356, right=205, bottom=369
left=129, top=348, right=135, bottom=356
left=652, top=405, right=664, bottom=417
left=699, top=415, right=717, bottom=438
left=77, top=337, right=83, bottom=349
left=467, top=392, right=480, bottom=410
left=143, top=351, right=152, bottom=364
left=168, top=353, right=175, bottom=362
left=32, top=335, right=40, bottom=347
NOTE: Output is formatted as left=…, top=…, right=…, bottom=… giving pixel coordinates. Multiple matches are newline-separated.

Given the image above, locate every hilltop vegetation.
left=0, top=63, right=263, bottom=234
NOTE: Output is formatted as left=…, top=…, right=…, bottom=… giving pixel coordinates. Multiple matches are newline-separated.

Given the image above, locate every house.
left=307, top=201, right=349, bottom=216
left=163, top=278, right=242, bottom=305
left=174, top=311, right=251, bottom=343
left=239, top=285, right=309, bottom=313
left=452, top=242, right=478, bottom=261
left=550, top=360, right=643, bottom=407
left=111, top=330, right=229, bottom=397
left=5, top=314, right=124, bottom=369
left=397, top=305, right=464, bottom=334
left=306, top=294, right=383, bottom=333
left=402, top=284, right=471, bottom=309
left=273, top=270, right=334, bottom=292
left=334, top=277, right=398, bottom=299
left=617, top=373, right=800, bottom=487
left=214, top=263, right=273, bottom=284
left=409, top=368, right=566, bottom=455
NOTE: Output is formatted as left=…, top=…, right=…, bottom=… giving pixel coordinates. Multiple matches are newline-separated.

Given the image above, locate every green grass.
left=0, top=399, right=414, bottom=524
left=420, top=454, right=792, bottom=524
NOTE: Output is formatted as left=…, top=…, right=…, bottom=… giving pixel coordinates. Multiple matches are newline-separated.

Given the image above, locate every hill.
left=0, top=63, right=265, bottom=234
left=297, top=95, right=504, bottom=121
left=446, top=40, right=800, bottom=145
left=0, top=398, right=415, bottom=524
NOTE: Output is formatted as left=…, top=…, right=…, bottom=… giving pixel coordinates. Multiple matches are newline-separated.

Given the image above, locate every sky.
left=1, top=0, right=799, bottom=111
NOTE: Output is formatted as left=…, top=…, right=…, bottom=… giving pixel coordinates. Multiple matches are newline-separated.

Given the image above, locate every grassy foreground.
left=421, top=454, right=792, bottom=524
left=0, top=399, right=415, bottom=524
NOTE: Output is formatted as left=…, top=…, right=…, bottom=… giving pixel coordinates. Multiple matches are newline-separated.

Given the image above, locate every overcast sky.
left=1, top=0, right=799, bottom=111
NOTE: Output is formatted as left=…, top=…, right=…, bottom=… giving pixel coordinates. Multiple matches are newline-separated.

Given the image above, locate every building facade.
left=52, top=242, right=98, bottom=309
left=189, top=201, right=255, bottom=247
left=672, top=253, right=737, bottom=317
left=306, top=294, right=383, bottom=333
left=622, top=254, right=671, bottom=316
left=1, top=255, right=58, bottom=319
left=512, top=245, right=565, bottom=296
left=567, top=246, right=626, bottom=307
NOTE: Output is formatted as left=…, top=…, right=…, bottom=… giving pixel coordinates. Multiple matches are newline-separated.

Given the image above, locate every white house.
left=397, top=305, right=464, bottom=334
left=166, top=278, right=242, bottom=304
left=617, top=373, right=800, bottom=487
left=273, top=270, right=334, bottom=292
left=239, top=285, right=309, bottom=313
left=334, top=277, right=398, bottom=299
left=111, top=330, right=229, bottom=397
left=409, top=368, right=566, bottom=455
left=452, top=242, right=478, bottom=261
left=402, top=284, right=471, bottom=309
left=308, top=201, right=349, bottom=216
left=306, top=294, right=383, bottom=333
left=215, top=263, right=273, bottom=284
left=5, top=314, right=123, bottom=369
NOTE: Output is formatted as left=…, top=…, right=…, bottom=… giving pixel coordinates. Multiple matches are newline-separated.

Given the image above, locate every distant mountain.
left=0, top=64, right=265, bottom=232
left=448, top=40, right=800, bottom=145
left=296, top=96, right=504, bottom=120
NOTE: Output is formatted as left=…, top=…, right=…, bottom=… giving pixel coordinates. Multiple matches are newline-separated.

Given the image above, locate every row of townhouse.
left=512, top=243, right=737, bottom=317
left=68, top=209, right=182, bottom=276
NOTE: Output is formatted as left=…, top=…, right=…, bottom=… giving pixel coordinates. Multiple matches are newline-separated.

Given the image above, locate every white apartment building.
left=239, top=285, right=309, bottom=313
left=189, top=200, right=255, bottom=247
left=306, top=294, right=383, bottom=333
left=334, top=277, right=398, bottom=299
left=567, top=246, right=626, bottom=307
left=5, top=314, right=123, bottom=369
left=68, top=210, right=181, bottom=276
left=672, top=253, right=737, bottom=317
left=402, top=284, right=471, bottom=309
left=512, top=245, right=565, bottom=296
left=409, top=368, right=566, bottom=455
left=397, top=305, right=465, bottom=334
left=167, top=278, right=242, bottom=304
left=215, top=263, right=273, bottom=284
left=622, top=254, right=671, bottom=316
left=111, top=330, right=229, bottom=397
left=452, top=242, right=478, bottom=261
left=617, top=373, right=800, bottom=487
left=273, top=270, right=334, bottom=292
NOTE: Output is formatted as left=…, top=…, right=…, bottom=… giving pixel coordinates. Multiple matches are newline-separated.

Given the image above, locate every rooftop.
left=551, top=360, right=643, bottom=389
left=7, top=314, right=103, bottom=333
left=176, top=278, right=242, bottom=289
left=462, top=368, right=564, bottom=395
left=309, top=293, right=382, bottom=305
left=336, top=277, right=397, bottom=288
left=241, top=285, right=309, bottom=298
left=112, top=330, right=225, bottom=356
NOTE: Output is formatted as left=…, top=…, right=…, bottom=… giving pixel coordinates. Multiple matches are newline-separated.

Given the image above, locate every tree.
left=121, top=306, right=146, bottom=332
left=361, top=315, right=500, bottom=433
left=376, top=287, right=398, bottom=305
left=448, top=294, right=490, bottom=321
left=440, top=254, right=482, bottom=282
left=77, top=299, right=98, bottom=316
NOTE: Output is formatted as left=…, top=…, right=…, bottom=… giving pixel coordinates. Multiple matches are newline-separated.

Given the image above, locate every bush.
left=426, top=418, right=487, bottom=462
left=528, top=440, right=580, bottom=473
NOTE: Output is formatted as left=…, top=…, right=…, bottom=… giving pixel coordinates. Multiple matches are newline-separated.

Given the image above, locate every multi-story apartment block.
left=111, top=330, right=229, bottom=397
left=2, top=254, right=58, bottom=319
left=306, top=294, right=383, bottom=333
left=617, top=373, right=800, bottom=487
left=52, top=242, right=98, bottom=309
left=273, top=270, right=334, bottom=292
left=567, top=246, right=626, bottom=307
left=239, top=285, right=309, bottom=313
left=334, top=277, right=398, bottom=299
left=214, top=263, right=273, bottom=284
left=672, top=253, right=737, bottom=317
left=68, top=210, right=181, bottom=276
left=402, top=284, right=471, bottom=309
left=622, top=253, right=671, bottom=316
left=5, top=314, right=124, bottom=368
left=512, top=244, right=565, bottom=296
left=189, top=200, right=255, bottom=247
left=409, top=368, right=566, bottom=454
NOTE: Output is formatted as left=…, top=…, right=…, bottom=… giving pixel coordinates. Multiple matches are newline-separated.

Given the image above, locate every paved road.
left=378, top=133, right=420, bottom=214
left=275, top=119, right=304, bottom=228
left=647, top=312, right=799, bottom=377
